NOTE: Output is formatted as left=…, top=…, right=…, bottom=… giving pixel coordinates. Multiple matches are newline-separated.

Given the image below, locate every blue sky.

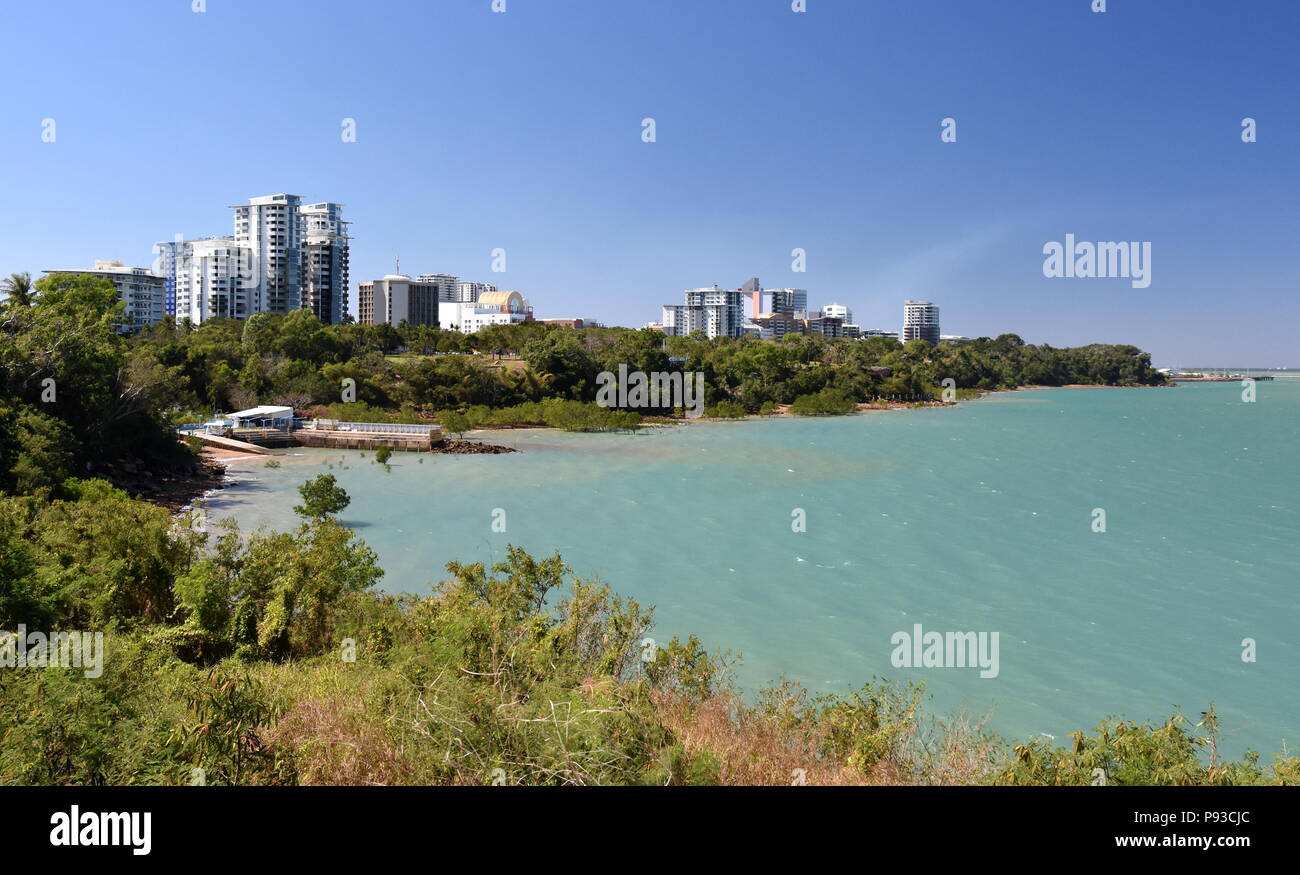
left=1, top=0, right=1296, bottom=366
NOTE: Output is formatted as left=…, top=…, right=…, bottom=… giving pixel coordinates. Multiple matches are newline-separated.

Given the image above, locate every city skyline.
left=2, top=0, right=1298, bottom=366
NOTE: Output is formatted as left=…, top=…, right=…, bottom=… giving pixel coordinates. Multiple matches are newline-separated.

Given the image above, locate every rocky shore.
left=102, top=457, right=229, bottom=512
left=431, top=439, right=516, bottom=454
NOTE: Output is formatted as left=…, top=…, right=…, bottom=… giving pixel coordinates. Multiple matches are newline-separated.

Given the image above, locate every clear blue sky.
left=2, top=0, right=1297, bottom=366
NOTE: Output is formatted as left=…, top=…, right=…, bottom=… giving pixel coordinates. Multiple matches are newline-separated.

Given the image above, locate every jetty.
left=185, top=407, right=443, bottom=453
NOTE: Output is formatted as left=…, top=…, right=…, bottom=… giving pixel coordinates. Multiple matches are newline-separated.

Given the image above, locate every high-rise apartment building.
left=159, top=193, right=349, bottom=325
left=662, top=285, right=749, bottom=338
left=454, top=281, right=497, bottom=303
left=300, top=202, right=350, bottom=325
left=412, top=273, right=461, bottom=302
left=154, top=239, right=183, bottom=316
left=41, top=261, right=165, bottom=331
left=173, top=238, right=250, bottom=323
left=231, top=193, right=303, bottom=315
left=766, top=288, right=809, bottom=318
left=902, top=300, right=940, bottom=344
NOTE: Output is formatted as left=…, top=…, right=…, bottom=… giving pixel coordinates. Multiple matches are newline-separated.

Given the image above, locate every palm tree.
left=1, top=272, right=33, bottom=307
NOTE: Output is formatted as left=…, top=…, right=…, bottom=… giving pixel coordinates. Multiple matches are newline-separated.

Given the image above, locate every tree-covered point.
left=115, top=303, right=1166, bottom=435
left=1, top=276, right=1167, bottom=485
left=0, top=272, right=198, bottom=494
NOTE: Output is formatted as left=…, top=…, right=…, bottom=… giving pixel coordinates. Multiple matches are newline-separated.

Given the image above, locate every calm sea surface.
left=207, top=380, right=1300, bottom=755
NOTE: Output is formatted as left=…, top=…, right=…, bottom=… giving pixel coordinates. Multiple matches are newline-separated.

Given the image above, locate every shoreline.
left=146, top=382, right=1169, bottom=510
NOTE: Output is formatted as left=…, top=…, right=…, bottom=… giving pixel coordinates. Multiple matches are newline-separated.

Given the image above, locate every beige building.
left=357, top=274, right=441, bottom=327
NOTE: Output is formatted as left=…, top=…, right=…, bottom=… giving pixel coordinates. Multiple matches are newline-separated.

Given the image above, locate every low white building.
left=439, top=289, right=532, bottom=333
left=226, top=405, right=295, bottom=429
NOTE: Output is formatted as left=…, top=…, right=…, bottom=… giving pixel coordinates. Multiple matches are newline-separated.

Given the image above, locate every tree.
left=0, top=272, right=33, bottom=308
left=438, top=409, right=473, bottom=439
left=294, top=474, right=350, bottom=519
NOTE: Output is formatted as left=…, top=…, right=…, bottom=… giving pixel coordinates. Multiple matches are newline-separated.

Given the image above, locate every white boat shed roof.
left=227, top=406, right=294, bottom=420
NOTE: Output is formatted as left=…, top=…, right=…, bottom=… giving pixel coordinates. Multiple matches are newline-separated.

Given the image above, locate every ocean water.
left=207, top=381, right=1300, bottom=756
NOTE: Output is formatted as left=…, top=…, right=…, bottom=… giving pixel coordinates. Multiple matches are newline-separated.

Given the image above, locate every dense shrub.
left=789, top=388, right=858, bottom=416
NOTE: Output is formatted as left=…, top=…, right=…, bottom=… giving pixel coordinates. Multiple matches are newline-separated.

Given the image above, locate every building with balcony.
left=662, top=284, right=750, bottom=338
left=300, top=202, right=350, bottom=325
left=41, top=261, right=165, bottom=331
left=902, top=300, right=940, bottom=344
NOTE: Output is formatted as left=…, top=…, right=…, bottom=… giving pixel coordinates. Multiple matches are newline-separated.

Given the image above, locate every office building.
left=767, top=288, right=809, bottom=318
left=806, top=312, right=845, bottom=338
left=357, top=275, right=441, bottom=328
left=746, top=311, right=802, bottom=340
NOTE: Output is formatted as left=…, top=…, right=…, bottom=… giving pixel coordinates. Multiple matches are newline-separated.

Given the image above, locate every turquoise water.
left=207, top=381, right=1300, bottom=756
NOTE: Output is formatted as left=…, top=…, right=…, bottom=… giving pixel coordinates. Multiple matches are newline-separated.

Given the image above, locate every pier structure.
left=186, top=417, right=443, bottom=453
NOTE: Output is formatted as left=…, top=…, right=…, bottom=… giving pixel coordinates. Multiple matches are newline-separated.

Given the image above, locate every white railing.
left=303, top=420, right=441, bottom=435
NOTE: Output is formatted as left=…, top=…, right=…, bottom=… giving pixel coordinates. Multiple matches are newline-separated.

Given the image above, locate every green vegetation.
left=434, top=399, right=641, bottom=433
left=43, top=300, right=1161, bottom=444
left=788, top=388, right=858, bottom=416
left=373, top=446, right=392, bottom=465
left=0, top=272, right=197, bottom=495
left=6, top=275, right=1264, bottom=788
left=294, top=474, right=350, bottom=520
left=703, top=400, right=747, bottom=419
left=0, top=486, right=1293, bottom=785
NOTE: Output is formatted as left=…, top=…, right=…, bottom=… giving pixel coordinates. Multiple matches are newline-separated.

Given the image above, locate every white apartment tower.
left=662, top=285, right=750, bottom=338
left=231, top=193, right=303, bottom=315
left=300, top=202, right=350, bottom=325
left=160, top=193, right=350, bottom=325
left=413, top=273, right=461, bottom=302
left=455, top=281, right=497, bottom=303
left=173, top=238, right=250, bottom=323
left=902, top=300, right=941, bottom=344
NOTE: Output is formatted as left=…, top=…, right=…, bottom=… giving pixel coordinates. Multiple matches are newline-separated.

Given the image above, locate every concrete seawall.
left=189, top=426, right=442, bottom=454
left=294, top=429, right=437, bottom=452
